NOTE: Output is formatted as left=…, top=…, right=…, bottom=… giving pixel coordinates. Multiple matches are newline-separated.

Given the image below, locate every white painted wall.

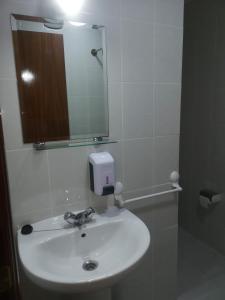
left=0, top=0, right=184, bottom=299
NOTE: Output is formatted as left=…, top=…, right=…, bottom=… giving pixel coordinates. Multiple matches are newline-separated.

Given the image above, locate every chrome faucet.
left=64, top=207, right=95, bottom=227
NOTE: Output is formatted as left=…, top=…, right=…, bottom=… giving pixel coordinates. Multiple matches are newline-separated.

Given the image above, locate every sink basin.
left=18, top=207, right=150, bottom=293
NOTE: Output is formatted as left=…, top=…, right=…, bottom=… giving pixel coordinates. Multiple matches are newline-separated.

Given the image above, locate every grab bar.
left=114, top=171, right=182, bottom=207
left=124, top=184, right=182, bottom=205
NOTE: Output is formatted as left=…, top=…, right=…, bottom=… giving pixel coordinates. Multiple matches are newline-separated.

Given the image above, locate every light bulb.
left=56, top=0, right=85, bottom=16
left=21, top=70, right=35, bottom=83
left=69, top=21, right=86, bottom=27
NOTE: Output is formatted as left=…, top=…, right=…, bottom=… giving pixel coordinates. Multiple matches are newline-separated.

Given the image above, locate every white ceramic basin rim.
left=18, top=208, right=150, bottom=293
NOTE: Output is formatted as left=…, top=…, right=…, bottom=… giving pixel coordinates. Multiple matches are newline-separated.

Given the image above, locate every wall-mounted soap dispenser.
left=89, top=152, right=115, bottom=196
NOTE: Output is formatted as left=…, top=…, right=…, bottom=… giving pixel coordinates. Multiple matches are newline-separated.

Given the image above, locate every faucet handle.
left=64, top=211, right=72, bottom=220
left=64, top=211, right=76, bottom=224
left=64, top=208, right=95, bottom=226
left=85, top=207, right=95, bottom=217
left=76, top=207, right=95, bottom=220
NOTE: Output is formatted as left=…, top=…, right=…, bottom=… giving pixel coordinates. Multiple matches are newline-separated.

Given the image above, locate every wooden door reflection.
left=13, top=28, right=70, bottom=143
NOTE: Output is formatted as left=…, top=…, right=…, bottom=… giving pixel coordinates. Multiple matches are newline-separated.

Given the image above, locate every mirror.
left=11, top=14, right=109, bottom=144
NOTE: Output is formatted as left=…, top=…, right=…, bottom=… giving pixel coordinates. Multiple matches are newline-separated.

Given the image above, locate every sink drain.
left=82, top=260, right=98, bottom=271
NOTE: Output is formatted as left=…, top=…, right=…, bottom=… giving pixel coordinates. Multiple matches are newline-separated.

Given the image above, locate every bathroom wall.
left=0, top=0, right=184, bottom=299
left=180, top=0, right=225, bottom=254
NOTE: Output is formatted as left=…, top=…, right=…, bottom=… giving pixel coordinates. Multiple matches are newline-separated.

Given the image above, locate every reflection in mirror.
left=11, top=14, right=108, bottom=144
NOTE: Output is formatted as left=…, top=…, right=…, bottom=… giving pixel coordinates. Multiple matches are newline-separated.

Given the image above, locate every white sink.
left=18, top=207, right=150, bottom=293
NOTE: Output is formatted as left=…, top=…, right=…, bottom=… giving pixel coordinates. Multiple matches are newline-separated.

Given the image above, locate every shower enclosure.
left=179, top=0, right=225, bottom=299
